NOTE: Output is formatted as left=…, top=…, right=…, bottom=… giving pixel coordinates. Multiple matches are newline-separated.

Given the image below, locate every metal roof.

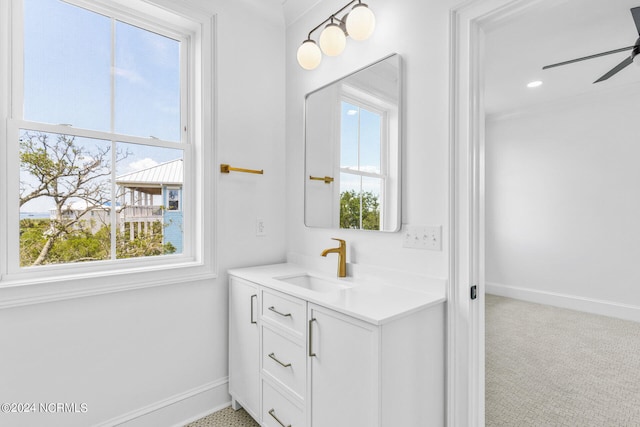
left=116, top=159, right=183, bottom=187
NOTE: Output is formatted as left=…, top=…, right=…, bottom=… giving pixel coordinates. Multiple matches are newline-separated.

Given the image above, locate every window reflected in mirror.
left=305, top=54, right=401, bottom=232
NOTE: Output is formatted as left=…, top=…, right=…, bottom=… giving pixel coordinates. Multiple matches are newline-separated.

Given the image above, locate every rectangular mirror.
left=304, top=53, right=402, bottom=232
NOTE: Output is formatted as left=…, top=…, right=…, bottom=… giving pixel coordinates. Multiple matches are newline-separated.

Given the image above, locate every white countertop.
left=228, top=263, right=446, bottom=325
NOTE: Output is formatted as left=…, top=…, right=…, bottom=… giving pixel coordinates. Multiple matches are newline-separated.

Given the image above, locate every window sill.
left=0, top=261, right=217, bottom=309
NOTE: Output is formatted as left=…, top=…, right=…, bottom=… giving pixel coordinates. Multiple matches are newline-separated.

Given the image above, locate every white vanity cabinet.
left=228, top=265, right=445, bottom=427
left=228, top=277, right=260, bottom=421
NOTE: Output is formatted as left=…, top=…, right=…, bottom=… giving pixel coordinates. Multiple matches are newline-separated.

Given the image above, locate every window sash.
left=8, top=127, right=194, bottom=275
left=338, top=94, right=390, bottom=231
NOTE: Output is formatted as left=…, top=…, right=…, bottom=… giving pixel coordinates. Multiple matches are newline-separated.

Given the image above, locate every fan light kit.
left=296, top=0, right=376, bottom=70
left=542, top=6, right=640, bottom=83
left=527, top=80, right=543, bottom=88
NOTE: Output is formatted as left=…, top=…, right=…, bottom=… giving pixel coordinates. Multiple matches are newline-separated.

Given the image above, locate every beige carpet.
left=185, top=407, right=259, bottom=427
left=486, top=294, right=640, bottom=426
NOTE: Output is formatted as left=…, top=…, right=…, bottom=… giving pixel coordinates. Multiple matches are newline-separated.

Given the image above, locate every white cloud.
left=113, top=67, right=146, bottom=85
left=127, top=158, right=158, bottom=173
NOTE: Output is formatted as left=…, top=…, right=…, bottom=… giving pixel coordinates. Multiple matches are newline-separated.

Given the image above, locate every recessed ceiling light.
left=527, top=80, right=543, bottom=88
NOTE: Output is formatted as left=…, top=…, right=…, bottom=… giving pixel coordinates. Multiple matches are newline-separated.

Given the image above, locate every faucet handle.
left=331, top=238, right=346, bottom=247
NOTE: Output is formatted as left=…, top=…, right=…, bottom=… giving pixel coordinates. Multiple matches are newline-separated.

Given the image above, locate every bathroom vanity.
left=228, top=263, right=445, bottom=427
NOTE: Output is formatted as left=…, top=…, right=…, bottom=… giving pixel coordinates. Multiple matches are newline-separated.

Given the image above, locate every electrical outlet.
left=256, top=217, right=266, bottom=236
left=403, top=225, right=442, bottom=251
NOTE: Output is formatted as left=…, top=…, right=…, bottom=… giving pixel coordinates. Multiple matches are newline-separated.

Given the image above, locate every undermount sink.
left=274, top=274, right=351, bottom=293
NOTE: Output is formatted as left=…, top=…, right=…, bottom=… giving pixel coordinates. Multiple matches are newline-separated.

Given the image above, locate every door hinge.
left=470, top=285, right=477, bottom=300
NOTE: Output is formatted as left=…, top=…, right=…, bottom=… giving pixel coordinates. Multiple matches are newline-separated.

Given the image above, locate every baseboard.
left=96, top=378, right=230, bottom=427
left=485, top=282, right=640, bottom=323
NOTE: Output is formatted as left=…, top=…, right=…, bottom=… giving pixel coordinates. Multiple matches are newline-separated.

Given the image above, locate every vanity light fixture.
left=319, top=18, right=347, bottom=56
left=296, top=0, right=376, bottom=70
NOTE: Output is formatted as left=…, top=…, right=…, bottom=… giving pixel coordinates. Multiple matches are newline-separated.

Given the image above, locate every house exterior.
left=49, top=200, right=111, bottom=234
left=115, top=159, right=184, bottom=254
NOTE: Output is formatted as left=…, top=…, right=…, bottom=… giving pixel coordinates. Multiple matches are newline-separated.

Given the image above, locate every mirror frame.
left=303, top=53, right=402, bottom=232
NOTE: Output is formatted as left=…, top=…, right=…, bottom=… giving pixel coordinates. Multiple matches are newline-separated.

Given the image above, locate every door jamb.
left=448, top=0, right=548, bottom=425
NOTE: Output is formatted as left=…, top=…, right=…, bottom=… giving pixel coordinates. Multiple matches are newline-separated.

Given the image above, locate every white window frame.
left=0, top=0, right=216, bottom=305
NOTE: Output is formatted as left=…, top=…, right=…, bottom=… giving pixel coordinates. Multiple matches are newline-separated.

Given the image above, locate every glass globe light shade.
left=319, top=23, right=346, bottom=56
left=346, top=3, right=375, bottom=41
left=297, top=40, right=322, bottom=70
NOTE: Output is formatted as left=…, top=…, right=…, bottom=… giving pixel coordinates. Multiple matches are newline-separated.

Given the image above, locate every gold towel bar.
left=220, top=164, right=263, bottom=175
left=309, top=175, right=334, bottom=184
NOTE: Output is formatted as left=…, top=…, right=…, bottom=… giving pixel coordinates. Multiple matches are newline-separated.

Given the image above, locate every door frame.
left=448, top=0, right=548, bottom=425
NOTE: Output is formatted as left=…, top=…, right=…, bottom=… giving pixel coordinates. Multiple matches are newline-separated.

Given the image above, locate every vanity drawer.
left=262, top=326, right=306, bottom=399
left=262, top=381, right=304, bottom=427
left=262, top=290, right=306, bottom=337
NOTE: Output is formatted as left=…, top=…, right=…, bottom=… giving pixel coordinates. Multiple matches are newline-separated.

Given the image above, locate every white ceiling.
left=280, top=0, right=320, bottom=26
left=484, top=0, right=640, bottom=116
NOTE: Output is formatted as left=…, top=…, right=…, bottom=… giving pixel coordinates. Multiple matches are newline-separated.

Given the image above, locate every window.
left=339, top=97, right=387, bottom=231
left=167, top=189, right=181, bottom=211
left=1, top=0, right=214, bottom=288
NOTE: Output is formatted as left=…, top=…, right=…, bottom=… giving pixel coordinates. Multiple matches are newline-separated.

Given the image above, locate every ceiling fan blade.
left=593, top=55, right=634, bottom=83
left=632, top=7, right=640, bottom=35
left=542, top=46, right=634, bottom=70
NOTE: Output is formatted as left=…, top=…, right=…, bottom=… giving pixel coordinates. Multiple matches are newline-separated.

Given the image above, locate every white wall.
left=486, top=84, right=640, bottom=320
left=285, top=0, right=457, bottom=279
left=305, top=84, right=338, bottom=228
left=0, top=1, right=287, bottom=426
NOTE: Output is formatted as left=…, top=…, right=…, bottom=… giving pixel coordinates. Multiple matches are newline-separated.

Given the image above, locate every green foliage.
left=19, top=219, right=50, bottom=266
left=116, top=221, right=176, bottom=259
left=339, top=190, right=380, bottom=231
left=19, top=219, right=176, bottom=266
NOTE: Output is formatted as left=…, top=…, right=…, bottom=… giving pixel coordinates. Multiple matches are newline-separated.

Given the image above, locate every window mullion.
left=110, top=17, right=117, bottom=260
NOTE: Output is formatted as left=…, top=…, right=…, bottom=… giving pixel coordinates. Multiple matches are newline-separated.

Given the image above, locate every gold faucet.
left=321, top=238, right=346, bottom=278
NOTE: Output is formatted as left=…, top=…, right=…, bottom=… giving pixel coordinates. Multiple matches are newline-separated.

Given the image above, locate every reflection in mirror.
left=304, top=54, right=401, bottom=231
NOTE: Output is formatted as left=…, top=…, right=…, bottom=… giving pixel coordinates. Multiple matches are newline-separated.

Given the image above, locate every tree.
left=116, top=221, right=176, bottom=258
left=339, top=190, right=380, bottom=230
left=19, top=131, right=128, bottom=265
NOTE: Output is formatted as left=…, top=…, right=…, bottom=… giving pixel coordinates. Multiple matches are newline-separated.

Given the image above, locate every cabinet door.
left=308, top=304, right=378, bottom=427
left=229, top=277, right=260, bottom=420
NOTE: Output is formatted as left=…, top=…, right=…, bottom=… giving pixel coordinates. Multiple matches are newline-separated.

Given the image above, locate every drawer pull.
left=268, top=352, right=292, bottom=368
left=268, top=408, right=291, bottom=427
left=268, top=306, right=292, bottom=318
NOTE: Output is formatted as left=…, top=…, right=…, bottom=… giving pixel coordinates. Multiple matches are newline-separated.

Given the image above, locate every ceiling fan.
left=542, top=6, right=640, bottom=83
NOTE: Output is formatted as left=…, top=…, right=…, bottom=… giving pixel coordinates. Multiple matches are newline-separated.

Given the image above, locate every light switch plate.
left=256, top=218, right=266, bottom=236
left=403, top=225, right=442, bottom=251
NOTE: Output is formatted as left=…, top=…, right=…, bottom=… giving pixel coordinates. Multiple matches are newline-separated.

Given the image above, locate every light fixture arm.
left=306, top=0, right=360, bottom=40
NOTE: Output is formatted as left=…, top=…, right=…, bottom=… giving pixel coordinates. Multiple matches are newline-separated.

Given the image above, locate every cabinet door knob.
left=268, top=408, right=291, bottom=427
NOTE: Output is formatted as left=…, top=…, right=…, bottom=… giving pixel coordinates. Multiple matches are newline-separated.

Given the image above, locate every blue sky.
left=340, top=101, right=382, bottom=195
left=21, top=0, right=182, bottom=213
